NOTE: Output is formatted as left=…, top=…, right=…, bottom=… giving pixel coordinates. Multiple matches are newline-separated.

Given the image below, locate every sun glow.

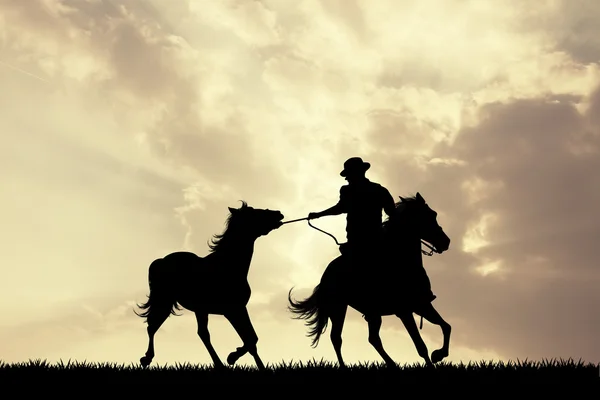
left=462, top=212, right=498, bottom=253
left=475, top=259, right=503, bottom=277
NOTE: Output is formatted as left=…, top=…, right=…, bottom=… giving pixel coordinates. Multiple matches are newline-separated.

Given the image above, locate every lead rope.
left=307, top=219, right=343, bottom=245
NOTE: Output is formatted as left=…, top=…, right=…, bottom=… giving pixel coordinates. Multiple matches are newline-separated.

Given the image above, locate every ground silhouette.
left=135, top=202, right=284, bottom=370
left=289, top=192, right=452, bottom=368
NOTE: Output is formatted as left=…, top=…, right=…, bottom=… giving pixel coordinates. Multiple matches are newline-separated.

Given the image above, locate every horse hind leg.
left=415, top=303, right=451, bottom=363
left=195, top=312, right=224, bottom=369
left=366, top=315, right=397, bottom=368
left=140, top=306, right=171, bottom=368
left=137, top=257, right=180, bottom=368
left=329, top=304, right=348, bottom=368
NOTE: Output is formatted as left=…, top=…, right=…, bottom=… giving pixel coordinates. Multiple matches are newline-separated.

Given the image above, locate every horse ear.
left=399, top=196, right=406, bottom=202
left=416, top=192, right=425, bottom=202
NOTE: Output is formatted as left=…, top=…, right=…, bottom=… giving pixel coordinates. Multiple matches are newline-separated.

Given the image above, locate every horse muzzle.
left=436, top=237, right=450, bottom=253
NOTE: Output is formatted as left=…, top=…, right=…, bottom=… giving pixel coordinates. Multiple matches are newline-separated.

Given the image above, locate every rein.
left=281, top=217, right=437, bottom=256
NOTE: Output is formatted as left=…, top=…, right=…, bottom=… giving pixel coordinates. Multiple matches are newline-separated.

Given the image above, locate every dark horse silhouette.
left=135, top=202, right=284, bottom=370
left=288, top=192, right=451, bottom=367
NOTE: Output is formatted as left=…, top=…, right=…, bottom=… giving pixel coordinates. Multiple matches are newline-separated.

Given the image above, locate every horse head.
left=228, top=201, right=284, bottom=238
left=389, top=192, right=450, bottom=254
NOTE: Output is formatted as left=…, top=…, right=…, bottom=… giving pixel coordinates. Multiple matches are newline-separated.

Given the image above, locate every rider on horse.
left=307, top=157, right=396, bottom=262
left=307, top=156, right=437, bottom=307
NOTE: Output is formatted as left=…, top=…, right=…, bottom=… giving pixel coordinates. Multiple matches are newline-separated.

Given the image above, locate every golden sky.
left=1, top=0, right=599, bottom=366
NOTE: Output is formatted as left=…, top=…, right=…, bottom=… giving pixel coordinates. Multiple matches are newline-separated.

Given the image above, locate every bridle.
left=281, top=217, right=438, bottom=257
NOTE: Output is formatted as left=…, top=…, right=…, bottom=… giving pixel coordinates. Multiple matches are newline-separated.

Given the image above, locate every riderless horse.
left=135, top=202, right=284, bottom=370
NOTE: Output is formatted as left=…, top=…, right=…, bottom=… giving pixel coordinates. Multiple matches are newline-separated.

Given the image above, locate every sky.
left=1, top=0, right=599, bottom=367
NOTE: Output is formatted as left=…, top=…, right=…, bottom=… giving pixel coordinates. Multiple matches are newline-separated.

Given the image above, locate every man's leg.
left=354, top=243, right=378, bottom=295
left=342, top=241, right=364, bottom=288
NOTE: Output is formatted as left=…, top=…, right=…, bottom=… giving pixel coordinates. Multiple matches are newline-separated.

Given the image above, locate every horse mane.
left=382, top=194, right=419, bottom=229
left=207, top=201, right=249, bottom=253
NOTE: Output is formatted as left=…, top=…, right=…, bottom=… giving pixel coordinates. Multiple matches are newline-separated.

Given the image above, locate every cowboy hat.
left=340, top=157, right=371, bottom=177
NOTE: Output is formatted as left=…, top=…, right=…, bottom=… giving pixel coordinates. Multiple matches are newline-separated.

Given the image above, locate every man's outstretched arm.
left=309, top=187, right=348, bottom=219
left=310, top=203, right=344, bottom=219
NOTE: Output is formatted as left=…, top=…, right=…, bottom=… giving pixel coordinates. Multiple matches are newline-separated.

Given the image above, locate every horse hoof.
left=431, top=349, right=448, bottom=363
left=140, top=356, right=152, bottom=368
left=227, top=352, right=240, bottom=366
left=214, top=361, right=226, bottom=370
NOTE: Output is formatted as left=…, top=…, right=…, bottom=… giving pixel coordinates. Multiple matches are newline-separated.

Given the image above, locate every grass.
left=0, top=358, right=598, bottom=385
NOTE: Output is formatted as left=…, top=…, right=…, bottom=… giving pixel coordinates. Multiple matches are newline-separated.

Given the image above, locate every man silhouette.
left=308, top=157, right=396, bottom=262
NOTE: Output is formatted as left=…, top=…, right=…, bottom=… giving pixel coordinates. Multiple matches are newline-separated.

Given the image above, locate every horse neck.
left=387, top=220, right=424, bottom=267
left=213, top=233, right=256, bottom=278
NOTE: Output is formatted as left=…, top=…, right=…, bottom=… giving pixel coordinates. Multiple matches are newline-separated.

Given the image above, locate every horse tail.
left=135, top=258, right=182, bottom=322
left=288, top=284, right=330, bottom=348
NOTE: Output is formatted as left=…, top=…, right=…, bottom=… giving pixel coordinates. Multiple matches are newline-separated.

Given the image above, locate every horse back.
left=162, top=251, right=209, bottom=272
left=321, top=255, right=344, bottom=282
left=164, top=251, right=201, bottom=261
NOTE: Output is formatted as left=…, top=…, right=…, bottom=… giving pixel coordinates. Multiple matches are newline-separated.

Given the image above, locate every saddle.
left=338, top=239, right=381, bottom=257
left=338, top=242, right=386, bottom=283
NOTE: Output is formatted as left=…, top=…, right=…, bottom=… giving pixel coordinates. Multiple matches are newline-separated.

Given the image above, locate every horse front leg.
left=226, top=346, right=248, bottom=366
left=396, top=312, right=433, bottom=367
left=415, top=303, right=451, bottom=363
left=224, top=307, right=265, bottom=370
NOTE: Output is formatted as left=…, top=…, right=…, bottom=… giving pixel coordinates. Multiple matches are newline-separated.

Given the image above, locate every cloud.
left=518, top=0, right=600, bottom=64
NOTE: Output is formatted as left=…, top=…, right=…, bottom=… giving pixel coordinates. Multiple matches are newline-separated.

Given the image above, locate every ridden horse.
left=288, top=192, right=452, bottom=367
left=135, top=202, right=284, bottom=370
